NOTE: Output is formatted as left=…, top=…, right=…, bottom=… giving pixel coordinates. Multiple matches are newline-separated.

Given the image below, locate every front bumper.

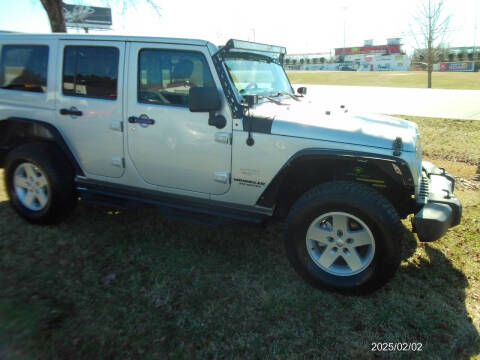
left=412, top=161, right=462, bottom=242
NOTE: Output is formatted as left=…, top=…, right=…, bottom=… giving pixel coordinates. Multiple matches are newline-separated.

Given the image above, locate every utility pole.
left=342, top=5, right=348, bottom=63
left=343, top=17, right=346, bottom=62
left=474, top=0, right=478, bottom=59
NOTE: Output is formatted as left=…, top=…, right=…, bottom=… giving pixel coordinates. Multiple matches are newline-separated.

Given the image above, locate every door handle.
left=128, top=115, right=155, bottom=125
left=60, top=107, right=83, bottom=116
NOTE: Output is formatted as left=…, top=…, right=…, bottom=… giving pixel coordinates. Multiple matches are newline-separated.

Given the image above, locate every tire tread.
left=4, top=141, right=76, bottom=224
left=285, top=181, right=403, bottom=294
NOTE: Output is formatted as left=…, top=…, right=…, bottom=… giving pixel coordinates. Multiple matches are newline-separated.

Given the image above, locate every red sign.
left=335, top=44, right=401, bottom=56
left=439, top=62, right=475, bottom=72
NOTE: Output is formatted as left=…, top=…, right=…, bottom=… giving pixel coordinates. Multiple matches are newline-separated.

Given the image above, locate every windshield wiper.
left=272, top=90, right=300, bottom=101
left=241, top=93, right=285, bottom=105
left=257, top=94, right=285, bottom=105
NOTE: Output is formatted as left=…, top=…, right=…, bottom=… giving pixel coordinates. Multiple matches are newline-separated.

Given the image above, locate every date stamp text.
left=371, top=342, right=423, bottom=352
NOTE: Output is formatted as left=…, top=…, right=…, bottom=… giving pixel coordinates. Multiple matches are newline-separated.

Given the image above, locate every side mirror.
left=189, top=87, right=221, bottom=112
left=297, top=87, right=307, bottom=96
left=188, top=87, right=226, bottom=129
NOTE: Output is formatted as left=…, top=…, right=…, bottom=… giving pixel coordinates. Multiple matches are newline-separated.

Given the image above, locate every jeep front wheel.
left=285, top=181, right=403, bottom=294
left=4, top=142, right=77, bottom=224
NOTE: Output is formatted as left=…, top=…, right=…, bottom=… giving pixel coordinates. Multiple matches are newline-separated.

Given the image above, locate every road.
left=292, top=84, right=480, bottom=120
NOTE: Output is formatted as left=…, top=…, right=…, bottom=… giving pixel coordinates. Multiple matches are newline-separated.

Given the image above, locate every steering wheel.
left=245, top=82, right=259, bottom=90
left=239, top=82, right=259, bottom=94
left=141, top=91, right=169, bottom=104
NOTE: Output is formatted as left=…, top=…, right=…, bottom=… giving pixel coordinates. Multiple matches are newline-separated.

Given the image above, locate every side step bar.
left=75, top=178, right=272, bottom=226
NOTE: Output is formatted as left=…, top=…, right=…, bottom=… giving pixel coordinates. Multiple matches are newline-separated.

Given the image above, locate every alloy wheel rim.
left=13, top=162, right=50, bottom=211
left=306, top=212, right=375, bottom=276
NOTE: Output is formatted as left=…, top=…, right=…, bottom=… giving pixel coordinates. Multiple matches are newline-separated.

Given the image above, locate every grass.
left=1, top=116, right=480, bottom=359
left=286, top=71, right=480, bottom=90
left=397, top=116, right=480, bottom=166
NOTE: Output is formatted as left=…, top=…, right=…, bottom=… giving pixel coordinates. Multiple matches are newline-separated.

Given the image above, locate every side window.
left=138, top=49, right=215, bottom=106
left=63, top=46, right=119, bottom=100
left=0, top=45, right=49, bottom=93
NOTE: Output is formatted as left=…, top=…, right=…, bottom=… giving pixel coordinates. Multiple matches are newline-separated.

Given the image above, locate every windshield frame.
left=222, top=51, right=294, bottom=100
left=211, top=39, right=293, bottom=118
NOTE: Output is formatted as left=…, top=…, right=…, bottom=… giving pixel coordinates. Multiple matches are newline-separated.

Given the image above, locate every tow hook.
left=442, top=189, right=451, bottom=199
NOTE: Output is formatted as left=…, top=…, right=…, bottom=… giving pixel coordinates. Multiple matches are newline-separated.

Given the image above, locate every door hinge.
left=215, top=132, right=232, bottom=145
left=214, top=171, right=230, bottom=184
left=109, top=120, right=123, bottom=132
left=112, top=157, right=124, bottom=168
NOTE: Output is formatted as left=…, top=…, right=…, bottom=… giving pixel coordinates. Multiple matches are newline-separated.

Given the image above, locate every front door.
left=126, top=42, right=232, bottom=195
left=56, top=40, right=125, bottom=178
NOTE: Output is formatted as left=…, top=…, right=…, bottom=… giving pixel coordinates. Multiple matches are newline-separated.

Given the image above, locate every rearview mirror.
left=189, top=87, right=221, bottom=112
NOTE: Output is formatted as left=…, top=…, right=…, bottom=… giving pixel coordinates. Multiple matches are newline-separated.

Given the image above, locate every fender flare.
left=256, top=148, right=415, bottom=209
left=0, top=117, right=84, bottom=175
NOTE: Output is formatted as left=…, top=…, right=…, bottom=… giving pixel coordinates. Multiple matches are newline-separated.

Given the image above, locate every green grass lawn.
left=399, top=116, right=480, bottom=166
left=287, top=71, right=480, bottom=90
left=1, top=117, right=480, bottom=359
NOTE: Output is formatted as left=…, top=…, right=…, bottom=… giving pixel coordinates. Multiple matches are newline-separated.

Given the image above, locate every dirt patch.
left=423, top=157, right=477, bottom=177
left=456, top=177, right=480, bottom=191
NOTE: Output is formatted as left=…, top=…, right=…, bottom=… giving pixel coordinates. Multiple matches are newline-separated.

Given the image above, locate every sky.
left=0, top=0, right=479, bottom=56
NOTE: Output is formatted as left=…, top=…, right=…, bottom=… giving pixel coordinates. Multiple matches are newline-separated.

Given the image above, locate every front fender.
left=256, top=148, right=416, bottom=218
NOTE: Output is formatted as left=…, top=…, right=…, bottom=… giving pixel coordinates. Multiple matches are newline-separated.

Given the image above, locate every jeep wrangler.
left=0, top=34, right=462, bottom=293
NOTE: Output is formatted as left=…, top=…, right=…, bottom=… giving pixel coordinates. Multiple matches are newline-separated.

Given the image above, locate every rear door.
left=56, top=40, right=125, bottom=178
left=126, top=42, right=232, bottom=195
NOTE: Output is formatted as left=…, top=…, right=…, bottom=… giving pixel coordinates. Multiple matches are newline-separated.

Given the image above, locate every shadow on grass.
left=0, top=200, right=479, bottom=359
left=393, top=229, right=480, bottom=359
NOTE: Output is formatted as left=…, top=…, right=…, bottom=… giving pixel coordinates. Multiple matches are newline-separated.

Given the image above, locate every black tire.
left=285, top=181, right=403, bottom=294
left=4, top=142, right=77, bottom=224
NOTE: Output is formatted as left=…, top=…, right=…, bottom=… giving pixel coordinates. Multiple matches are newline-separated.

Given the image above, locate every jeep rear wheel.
left=285, top=181, right=403, bottom=294
left=4, top=142, right=77, bottom=224
left=13, top=162, right=51, bottom=211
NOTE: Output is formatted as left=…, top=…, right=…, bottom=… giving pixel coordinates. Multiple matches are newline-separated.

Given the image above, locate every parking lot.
left=292, top=83, right=480, bottom=120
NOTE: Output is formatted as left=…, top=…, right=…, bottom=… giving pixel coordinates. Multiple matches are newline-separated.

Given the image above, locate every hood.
left=250, top=98, right=418, bottom=152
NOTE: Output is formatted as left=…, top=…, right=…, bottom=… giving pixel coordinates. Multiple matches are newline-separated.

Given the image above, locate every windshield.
left=224, top=54, right=292, bottom=97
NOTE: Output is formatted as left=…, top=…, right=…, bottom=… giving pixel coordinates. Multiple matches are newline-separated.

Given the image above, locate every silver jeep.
left=0, top=34, right=462, bottom=293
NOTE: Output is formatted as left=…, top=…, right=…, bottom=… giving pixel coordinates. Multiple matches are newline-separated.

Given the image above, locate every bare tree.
left=40, top=0, right=66, bottom=32
left=411, top=0, right=450, bottom=88
left=39, top=0, right=161, bottom=33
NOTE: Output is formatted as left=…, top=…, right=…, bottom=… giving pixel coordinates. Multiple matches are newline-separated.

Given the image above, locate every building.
left=335, top=38, right=403, bottom=57
left=284, top=38, right=411, bottom=71
left=284, top=52, right=331, bottom=65
left=335, top=38, right=411, bottom=71
left=448, top=46, right=479, bottom=56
